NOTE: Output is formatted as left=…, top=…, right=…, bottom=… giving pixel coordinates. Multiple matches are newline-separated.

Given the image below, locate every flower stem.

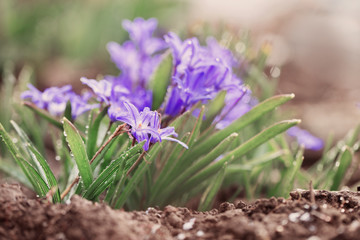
left=61, top=124, right=126, bottom=200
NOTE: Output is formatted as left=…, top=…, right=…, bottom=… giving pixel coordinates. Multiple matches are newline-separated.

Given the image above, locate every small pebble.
left=300, top=212, right=311, bottom=222
left=183, top=218, right=196, bottom=231
left=307, top=236, right=321, bottom=240
left=289, top=212, right=301, bottom=223
left=276, top=226, right=284, bottom=233
left=196, top=230, right=205, bottom=237
left=177, top=233, right=186, bottom=240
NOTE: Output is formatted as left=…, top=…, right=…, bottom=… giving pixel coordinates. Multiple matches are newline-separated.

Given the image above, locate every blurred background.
left=1, top=0, right=360, bottom=141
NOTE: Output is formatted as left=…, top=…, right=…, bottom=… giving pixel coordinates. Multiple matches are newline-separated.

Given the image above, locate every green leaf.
left=64, top=101, right=72, bottom=123
left=149, top=107, right=203, bottom=201
left=201, top=90, right=226, bottom=132
left=175, top=119, right=300, bottom=198
left=24, top=102, right=63, bottom=130
left=283, top=147, right=304, bottom=196
left=198, top=162, right=227, bottom=211
left=149, top=51, right=173, bottom=110
left=10, top=121, right=61, bottom=202
left=331, top=146, right=353, bottom=191
left=86, top=107, right=109, bottom=158
left=83, top=142, right=144, bottom=200
left=226, top=150, right=286, bottom=174
left=114, top=143, right=162, bottom=209
left=0, top=122, right=49, bottom=196
left=192, top=94, right=295, bottom=160
left=0, top=158, right=32, bottom=188
left=21, top=159, right=50, bottom=196
left=150, top=133, right=238, bottom=205
left=63, top=117, right=93, bottom=188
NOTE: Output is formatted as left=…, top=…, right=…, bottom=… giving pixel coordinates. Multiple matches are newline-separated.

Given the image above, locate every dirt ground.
left=2, top=183, right=360, bottom=240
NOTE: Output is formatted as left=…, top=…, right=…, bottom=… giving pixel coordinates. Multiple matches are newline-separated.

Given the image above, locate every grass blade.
left=200, top=90, right=226, bottom=131
left=191, top=94, right=295, bottom=160
left=198, top=162, right=227, bottom=211
left=83, top=142, right=144, bottom=200
left=23, top=102, right=63, bottom=130
left=330, top=146, right=353, bottom=191
left=86, top=107, right=109, bottom=158
left=172, top=119, right=300, bottom=201
left=149, top=51, right=173, bottom=110
left=0, top=122, right=49, bottom=196
left=114, top=144, right=162, bottom=209
left=150, top=132, right=238, bottom=205
left=10, top=121, right=61, bottom=202
left=63, top=117, right=93, bottom=188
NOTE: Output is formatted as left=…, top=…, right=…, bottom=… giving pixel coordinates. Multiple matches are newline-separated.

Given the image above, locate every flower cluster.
left=21, top=84, right=98, bottom=119
left=163, top=33, right=256, bottom=128
left=22, top=18, right=257, bottom=150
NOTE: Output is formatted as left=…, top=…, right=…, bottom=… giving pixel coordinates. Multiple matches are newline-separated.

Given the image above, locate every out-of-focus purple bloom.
left=80, top=78, right=114, bottom=104
left=81, top=77, right=131, bottom=104
left=68, top=92, right=99, bottom=120
left=21, top=84, right=95, bottom=119
left=81, top=76, right=152, bottom=122
left=206, top=37, right=237, bottom=68
left=122, top=18, right=165, bottom=55
left=287, top=126, right=324, bottom=151
left=165, top=32, right=202, bottom=75
left=116, top=102, right=187, bottom=151
left=214, top=86, right=257, bottom=129
left=107, top=18, right=166, bottom=89
left=22, top=84, right=72, bottom=116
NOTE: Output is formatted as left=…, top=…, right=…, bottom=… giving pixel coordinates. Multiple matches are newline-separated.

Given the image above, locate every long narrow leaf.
left=86, top=107, right=109, bottom=158
left=83, top=142, right=144, bottom=200
left=10, top=121, right=61, bottom=202
left=24, top=102, right=63, bottom=130
left=149, top=51, right=173, bottom=110
left=150, top=133, right=238, bottom=205
left=172, top=119, right=300, bottom=201
left=114, top=144, right=161, bottom=209
left=198, top=162, right=227, bottom=211
left=63, top=117, right=93, bottom=188
left=0, top=123, right=49, bottom=196
left=331, top=146, right=352, bottom=191
left=191, top=94, right=295, bottom=160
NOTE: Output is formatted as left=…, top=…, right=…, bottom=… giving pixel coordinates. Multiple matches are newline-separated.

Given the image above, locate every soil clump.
left=1, top=184, right=360, bottom=240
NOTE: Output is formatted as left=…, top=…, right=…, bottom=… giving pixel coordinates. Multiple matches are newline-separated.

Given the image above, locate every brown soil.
left=2, top=184, right=360, bottom=240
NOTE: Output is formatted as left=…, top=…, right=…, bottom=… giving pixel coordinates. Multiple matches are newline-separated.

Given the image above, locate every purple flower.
left=122, top=18, right=165, bottom=55
left=68, top=92, right=99, bottom=120
left=107, top=18, right=166, bottom=89
left=81, top=77, right=130, bottom=105
left=148, top=108, right=188, bottom=149
left=165, top=69, right=215, bottom=116
left=21, top=84, right=72, bottom=116
left=116, top=101, right=187, bottom=151
left=214, top=85, right=256, bottom=129
left=165, top=32, right=203, bottom=75
left=21, top=84, right=95, bottom=119
left=206, top=37, right=237, bottom=68
left=80, top=78, right=114, bottom=104
left=287, top=126, right=324, bottom=151
left=163, top=32, right=254, bottom=119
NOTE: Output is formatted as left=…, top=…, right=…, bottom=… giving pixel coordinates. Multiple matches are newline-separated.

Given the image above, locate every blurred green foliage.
left=0, top=0, right=185, bottom=67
